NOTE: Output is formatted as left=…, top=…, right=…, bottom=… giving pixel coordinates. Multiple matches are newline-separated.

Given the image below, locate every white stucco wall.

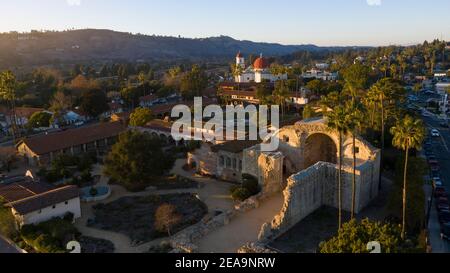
left=13, top=197, right=81, bottom=226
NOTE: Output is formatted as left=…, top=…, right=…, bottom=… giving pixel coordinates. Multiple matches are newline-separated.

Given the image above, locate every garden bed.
left=89, top=193, right=208, bottom=244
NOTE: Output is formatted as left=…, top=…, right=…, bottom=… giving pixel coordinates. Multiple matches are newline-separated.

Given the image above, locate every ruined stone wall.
left=262, top=158, right=379, bottom=241
left=258, top=152, right=285, bottom=194
left=242, top=145, right=261, bottom=179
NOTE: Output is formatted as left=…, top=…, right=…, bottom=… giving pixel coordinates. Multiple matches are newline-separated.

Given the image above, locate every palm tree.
left=390, top=116, right=425, bottom=239
left=345, top=100, right=365, bottom=219
left=231, top=63, right=244, bottom=91
left=273, top=80, right=290, bottom=119
left=0, top=71, right=18, bottom=143
left=369, top=78, right=405, bottom=189
left=326, top=105, right=351, bottom=229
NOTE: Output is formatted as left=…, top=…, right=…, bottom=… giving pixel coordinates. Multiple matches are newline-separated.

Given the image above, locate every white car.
left=433, top=178, right=443, bottom=188
left=431, top=129, right=440, bottom=137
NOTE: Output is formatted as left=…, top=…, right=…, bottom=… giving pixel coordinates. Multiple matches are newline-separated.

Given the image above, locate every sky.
left=1, top=0, right=449, bottom=46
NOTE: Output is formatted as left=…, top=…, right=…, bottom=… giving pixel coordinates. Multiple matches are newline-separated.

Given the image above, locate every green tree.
left=306, top=79, right=325, bottom=96
left=129, top=107, right=153, bottom=127
left=319, top=219, right=406, bottom=253
left=302, top=105, right=315, bottom=119
left=273, top=80, right=290, bottom=118
left=27, top=111, right=52, bottom=129
left=231, top=63, right=244, bottom=90
left=341, top=63, right=370, bottom=99
left=80, top=89, right=109, bottom=118
left=390, top=116, right=425, bottom=239
left=0, top=198, right=18, bottom=239
left=104, top=131, right=174, bottom=190
left=346, top=100, right=365, bottom=219
left=256, top=82, right=272, bottom=104
left=180, top=65, right=208, bottom=99
left=326, top=105, right=351, bottom=229
left=369, top=78, right=405, bottom=189
left=0, top=71, right=18, bottom=142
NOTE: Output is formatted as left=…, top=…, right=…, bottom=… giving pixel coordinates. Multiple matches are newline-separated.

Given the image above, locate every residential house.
left=302, top=69, right=338, bottom=81
left=139, top=94, right=159, bottom=108
left=0, top=179, right=81, bottom=226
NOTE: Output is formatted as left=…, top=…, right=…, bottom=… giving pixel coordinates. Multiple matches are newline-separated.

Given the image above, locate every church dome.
left=253, top=57, right=269, bottom=69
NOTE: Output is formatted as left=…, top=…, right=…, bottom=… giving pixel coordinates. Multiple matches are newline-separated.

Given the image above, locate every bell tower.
left=236, top=51, right=245, bottom=69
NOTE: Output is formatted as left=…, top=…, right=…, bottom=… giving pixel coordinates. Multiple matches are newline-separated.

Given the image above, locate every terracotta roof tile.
left=19, top=122, right=126, bottom=155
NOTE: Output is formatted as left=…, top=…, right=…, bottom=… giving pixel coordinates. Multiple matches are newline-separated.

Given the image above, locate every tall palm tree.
left=326, top=105, right=351, bottom=229
left=345, top=100, right=365, bottom=219
left=231, top=63, right=244, bottom=91
left=273, top=80, right=290, bottom=119
left=0, top=71, right=18, bottom=143
left=370, top=78, right=405, bottom=189
left=390, top=116, right=425, bottom=239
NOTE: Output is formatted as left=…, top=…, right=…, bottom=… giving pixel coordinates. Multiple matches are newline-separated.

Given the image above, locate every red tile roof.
left=8, top=185, right=79, bottom=215
left=139, top=94, right=158, bottom=103
left=19, top=122, right=126, bottom=155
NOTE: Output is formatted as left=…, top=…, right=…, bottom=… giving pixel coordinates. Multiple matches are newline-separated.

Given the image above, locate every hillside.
left=0, top=29, right=347, bottom=68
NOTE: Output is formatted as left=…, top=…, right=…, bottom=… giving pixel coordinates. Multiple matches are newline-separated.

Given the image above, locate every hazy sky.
left=1, top=0, right=449, bottom=46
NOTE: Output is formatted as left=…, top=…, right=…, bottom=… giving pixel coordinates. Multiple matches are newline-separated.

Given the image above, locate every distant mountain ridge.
left=0, top=29, right=354, bottom=67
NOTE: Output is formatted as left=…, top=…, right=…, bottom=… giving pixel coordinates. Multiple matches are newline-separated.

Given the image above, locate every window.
left=283, top=136, right=290, bottom=143
left=38, top=210, right=42, bottom=214
left=52, top=205, right=56, bottom=209
left=65, top=201, right=69, bottom=205
left=226, top=158, right=232, bottom=168
left=232, top=159, right=237, bottom=169
left=219, top=156, right=225, bottom=167
left=354, top=147, right=360, bottom=154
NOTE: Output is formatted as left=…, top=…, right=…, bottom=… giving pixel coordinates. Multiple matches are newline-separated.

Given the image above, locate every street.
left=418, top=93, right=450, bottom=252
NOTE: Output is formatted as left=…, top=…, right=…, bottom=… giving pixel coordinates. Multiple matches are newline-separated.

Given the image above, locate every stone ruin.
left=242, top=118, right=381, bottom=245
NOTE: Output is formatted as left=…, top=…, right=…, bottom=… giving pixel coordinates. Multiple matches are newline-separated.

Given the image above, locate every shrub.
left=90, top=187, right=98, bottom=197
left=242, top=175, right=260, bottom=195
left=20, top=218, right=79, bottom=253
left=0, top=205, right=18, bottom=239
left=231, top=187, right=251, bottom=202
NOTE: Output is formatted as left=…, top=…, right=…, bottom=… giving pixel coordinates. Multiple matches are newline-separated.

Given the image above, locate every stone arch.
left=303, top=133, right=338, bottom=169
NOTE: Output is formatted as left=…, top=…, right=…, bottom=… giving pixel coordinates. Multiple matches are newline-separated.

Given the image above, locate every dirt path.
left=196, top=194, right=284, bottom=253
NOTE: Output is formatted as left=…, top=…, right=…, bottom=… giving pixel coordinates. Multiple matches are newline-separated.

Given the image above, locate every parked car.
left=431, top=129, right=441, bottom=137
left=433, top=178, right=443, bottom=188
left=427, top=155, right=438, bottom=164
left=435, top=187, right=448, bottom=198
left=430, top=163, right=440, bottom=172
left=438, top=210, right=450, bottom=225
left=436, top=197, right=450, bottom=211
left=441, top=223, right=450, bottom=241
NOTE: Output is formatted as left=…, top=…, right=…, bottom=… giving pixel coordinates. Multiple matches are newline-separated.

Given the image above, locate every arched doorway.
left=303, top=133, right=337, bottom=169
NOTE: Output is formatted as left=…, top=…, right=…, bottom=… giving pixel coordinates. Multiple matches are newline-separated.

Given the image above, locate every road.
left=416, top=92, right=450, bottom=252
left=0, top=236, right=20, bottom=253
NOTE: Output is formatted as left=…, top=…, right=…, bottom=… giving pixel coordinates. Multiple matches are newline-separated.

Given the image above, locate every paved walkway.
left=74, top=160, right=234, bottom=253
left=196, top=194, right=284, bottom=253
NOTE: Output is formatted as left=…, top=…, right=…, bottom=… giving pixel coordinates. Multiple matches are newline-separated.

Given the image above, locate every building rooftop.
left=211, top=140, right=260, bottom=154
left=18, top=121, right=126, bottom=155
left=0, top=181, right=79, bottom=215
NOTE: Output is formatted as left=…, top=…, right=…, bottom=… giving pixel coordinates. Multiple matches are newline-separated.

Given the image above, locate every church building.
left=234, top=52, right=288, bottom=83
